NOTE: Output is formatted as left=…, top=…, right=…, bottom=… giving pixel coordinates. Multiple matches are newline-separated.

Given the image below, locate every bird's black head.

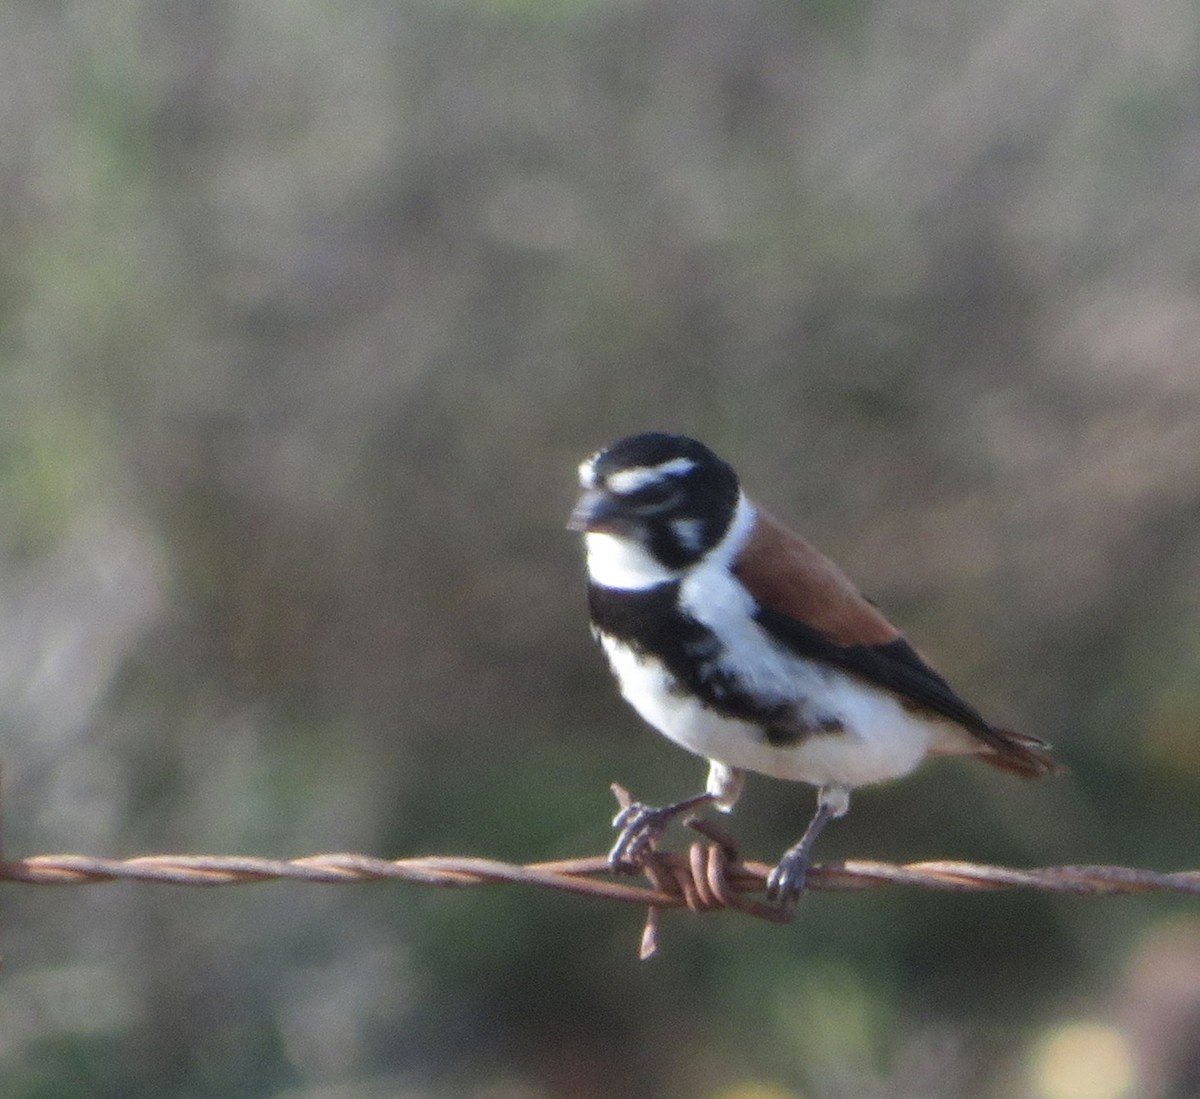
left=569, top=432, right=741, bottom=569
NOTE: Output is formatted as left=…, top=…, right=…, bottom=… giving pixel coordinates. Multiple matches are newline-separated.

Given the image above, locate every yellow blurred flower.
left=1032, top=1022, right=1135, bottom=1099
left=706, top=1083, right=804, bottom=1099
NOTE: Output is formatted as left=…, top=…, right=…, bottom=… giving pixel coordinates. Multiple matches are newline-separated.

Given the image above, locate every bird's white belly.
left=600, top=636, right=960, bottom=790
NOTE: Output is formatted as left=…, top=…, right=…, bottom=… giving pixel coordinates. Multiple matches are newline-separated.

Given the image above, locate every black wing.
left=761, top=609, right=1063, bottom=775
left=754, top=606, right=991, bottom=733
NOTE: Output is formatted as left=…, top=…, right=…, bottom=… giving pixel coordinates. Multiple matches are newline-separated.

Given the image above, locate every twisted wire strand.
left=2, top=780, right=1196, bottom=956
left=3, top=847, right=1197, bottom=958
left=4, top=850, right=1197, bottom=896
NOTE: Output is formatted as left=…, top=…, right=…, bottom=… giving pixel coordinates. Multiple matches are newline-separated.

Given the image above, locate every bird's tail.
left=978, top=727, right=1067, bottom=778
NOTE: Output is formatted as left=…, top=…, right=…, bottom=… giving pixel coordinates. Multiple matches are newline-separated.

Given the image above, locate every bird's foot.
left=609, top=803, right=672, bottom=871
left=765, top=848, right=812, bottom=906
left=608, top=791, right=716, bottom=873
left=764, top=785, right=847, bottom=905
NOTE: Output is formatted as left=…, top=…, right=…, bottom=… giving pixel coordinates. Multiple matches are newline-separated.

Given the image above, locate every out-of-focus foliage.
left=1, top=0, right=1199, bottom=1096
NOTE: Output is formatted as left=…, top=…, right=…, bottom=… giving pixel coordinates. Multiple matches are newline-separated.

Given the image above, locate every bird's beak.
left=567, top=489, right=624, bottom=534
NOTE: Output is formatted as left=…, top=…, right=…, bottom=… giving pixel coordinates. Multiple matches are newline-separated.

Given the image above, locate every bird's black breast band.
left=587, top=581, right=795, bottom=729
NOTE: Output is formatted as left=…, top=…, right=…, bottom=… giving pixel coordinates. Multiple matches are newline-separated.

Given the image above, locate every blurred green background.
left=2, top=0, right=1200, bottom=1096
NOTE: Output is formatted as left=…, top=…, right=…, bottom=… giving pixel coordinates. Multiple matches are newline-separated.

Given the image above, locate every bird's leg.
left=766, top=785, right=850, bottom=904
left=609, top=791, right=718, bottom=871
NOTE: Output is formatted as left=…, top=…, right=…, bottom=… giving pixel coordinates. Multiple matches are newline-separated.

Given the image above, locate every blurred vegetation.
left=2, top=0, right=1200, bottom=1096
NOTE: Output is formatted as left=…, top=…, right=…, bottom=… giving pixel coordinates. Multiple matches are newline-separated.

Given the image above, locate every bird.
left=568, top=431, right=1063, bottom=904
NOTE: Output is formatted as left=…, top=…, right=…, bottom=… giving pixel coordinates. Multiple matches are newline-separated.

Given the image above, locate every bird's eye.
left=628, top=480, right=672, bottom=503
left=626, top=482, right=683, bottom=514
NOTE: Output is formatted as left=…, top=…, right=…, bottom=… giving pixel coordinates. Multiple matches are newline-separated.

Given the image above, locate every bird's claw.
left=765, top=849, right=811, bottom=906
left=608, top=802, right=673, bottom=872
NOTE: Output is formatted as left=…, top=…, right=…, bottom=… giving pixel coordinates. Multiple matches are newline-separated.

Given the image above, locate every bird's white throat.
left=584, top=532, right=675, bottom=588
left=584, top=492, right=757, bottom=590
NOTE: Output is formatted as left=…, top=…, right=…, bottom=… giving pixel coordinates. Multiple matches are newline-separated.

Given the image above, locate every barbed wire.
left=2, top=786, right=1196, bottom=958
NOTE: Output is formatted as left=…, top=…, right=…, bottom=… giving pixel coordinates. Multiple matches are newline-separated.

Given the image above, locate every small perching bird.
left=569, top=432, right=1062, bottom=904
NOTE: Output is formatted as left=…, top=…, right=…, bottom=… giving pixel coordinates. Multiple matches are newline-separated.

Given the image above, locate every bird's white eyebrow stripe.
left=606, top=457, right=697, bottom=495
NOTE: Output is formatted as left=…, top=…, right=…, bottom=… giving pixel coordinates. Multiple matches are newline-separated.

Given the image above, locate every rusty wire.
left=3, top=844, right=1199, bottom=959
left=1, top=786, right=1197, bottom=958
